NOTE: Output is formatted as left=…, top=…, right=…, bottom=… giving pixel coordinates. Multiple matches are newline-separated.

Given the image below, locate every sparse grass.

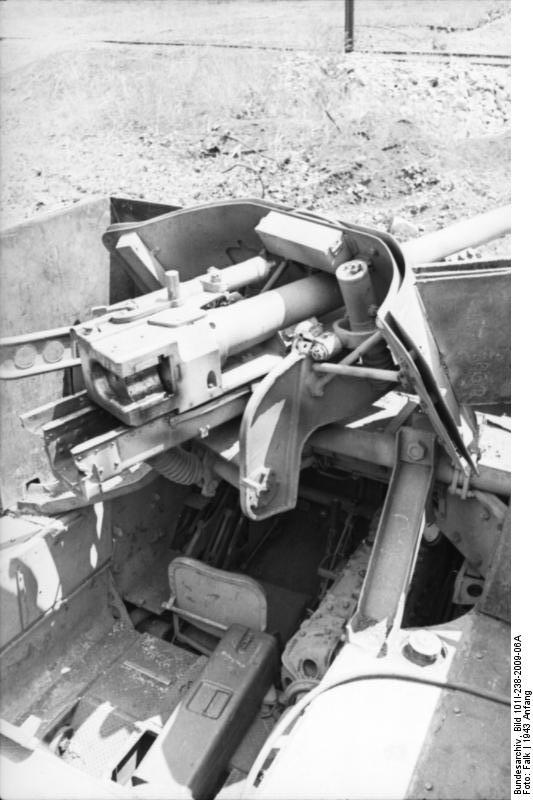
left=0, top=0, right=511, bottom=156
left=2, top=46, right=338, bottom=146
left=1, top=41, right=508, bottom=146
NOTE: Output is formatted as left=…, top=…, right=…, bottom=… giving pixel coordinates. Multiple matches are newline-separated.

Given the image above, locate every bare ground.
left=0, top=0, right=510, bottom=256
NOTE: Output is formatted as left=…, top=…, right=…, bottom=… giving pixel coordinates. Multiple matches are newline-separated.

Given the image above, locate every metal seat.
left=167, top=556, right=268, bottom=654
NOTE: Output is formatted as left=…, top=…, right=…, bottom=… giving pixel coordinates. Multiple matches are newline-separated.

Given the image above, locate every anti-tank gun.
left=2, top=200, right=510, bottom=522
left=0, top=198, right=511, bottom=800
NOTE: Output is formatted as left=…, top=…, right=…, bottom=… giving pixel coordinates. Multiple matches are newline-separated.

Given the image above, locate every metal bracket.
left=350, top=426, right=437, bottom=635
left=21, top=387, right=250, bottom=502
left=449, top=465, right=472, bottom=499
left=115, top=231, right=167, bottom=292
left=239, top=350, right=393, bottom=520
left=0, top=327, right=79, bottom=379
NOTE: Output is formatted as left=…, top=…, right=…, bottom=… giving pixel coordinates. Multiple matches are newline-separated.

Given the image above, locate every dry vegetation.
left=0, top=0, right=510, bottom=253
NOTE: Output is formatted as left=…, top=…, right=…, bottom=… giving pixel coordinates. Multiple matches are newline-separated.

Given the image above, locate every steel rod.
left=313, top=363, right=399, bottom=382
left=259, top=259, right=287, bottom=293
left=344, top=0, right=354, bottom=53
left=163, top=604, right=228, bottom=632
left=201, top=420, right=509, bottom=497
left=314, top=329, right=384, bottom=392
left=310, top=425, right=510, bottom=496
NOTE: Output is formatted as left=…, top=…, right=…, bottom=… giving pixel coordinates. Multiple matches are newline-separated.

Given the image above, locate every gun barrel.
left=401, top=204, right=511, bottom=267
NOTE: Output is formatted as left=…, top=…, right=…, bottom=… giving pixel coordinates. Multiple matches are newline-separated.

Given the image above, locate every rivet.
left=43, top=340, right=65, bottom=364
left=14, top=344, right=37, bottom=370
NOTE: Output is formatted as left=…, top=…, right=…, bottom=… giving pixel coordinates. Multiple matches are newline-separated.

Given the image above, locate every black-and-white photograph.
left=0, top=2, right=516, bottom=799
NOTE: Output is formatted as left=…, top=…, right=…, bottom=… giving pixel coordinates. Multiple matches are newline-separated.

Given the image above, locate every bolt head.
left=405, top=629, right=442, bottom=666
left=407, top=442, right=426, bottom=461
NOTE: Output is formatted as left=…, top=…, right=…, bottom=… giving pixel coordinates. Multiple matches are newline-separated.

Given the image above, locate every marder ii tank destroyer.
left=0, top=197, right=510, bottom=799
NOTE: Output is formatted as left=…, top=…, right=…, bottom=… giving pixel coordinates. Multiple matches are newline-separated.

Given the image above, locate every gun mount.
left=0, top=197, right=511, bottom=800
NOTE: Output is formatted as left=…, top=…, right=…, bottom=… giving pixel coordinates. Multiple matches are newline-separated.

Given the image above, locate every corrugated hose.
left=149, top=447, right=205, bottom=487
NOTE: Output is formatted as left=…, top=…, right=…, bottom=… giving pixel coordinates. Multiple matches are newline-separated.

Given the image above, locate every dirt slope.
left=0, top=0, right=510, bottom=256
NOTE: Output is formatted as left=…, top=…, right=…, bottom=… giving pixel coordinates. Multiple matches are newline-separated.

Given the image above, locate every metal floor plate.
left=88, top=632, right=206, bottom=728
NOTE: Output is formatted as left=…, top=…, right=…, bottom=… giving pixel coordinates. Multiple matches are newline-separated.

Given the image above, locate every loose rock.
left=390, top=216, right=419, bottom=238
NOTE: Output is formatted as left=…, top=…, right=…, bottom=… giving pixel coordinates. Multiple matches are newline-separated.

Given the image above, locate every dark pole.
left=344, top=0, right=354, bottom=53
